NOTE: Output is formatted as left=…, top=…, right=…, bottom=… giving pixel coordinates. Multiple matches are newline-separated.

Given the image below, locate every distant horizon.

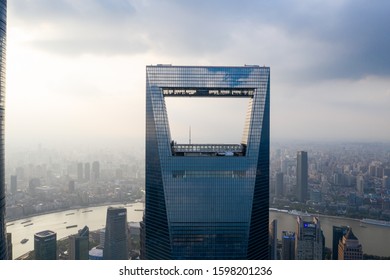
left=5, top=137, right=390, bottom=159
left=6, top=0, right=390, bottom=152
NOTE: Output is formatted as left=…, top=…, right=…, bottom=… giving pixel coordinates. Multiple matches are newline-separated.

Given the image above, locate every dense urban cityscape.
left=2, top=141, right=390, bottom=259
left=1, top=2, right=390, bottom=273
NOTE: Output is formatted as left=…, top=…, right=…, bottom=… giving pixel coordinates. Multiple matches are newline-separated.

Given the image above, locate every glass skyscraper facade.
left=0, top=0, right=6, bottom=261
left=144, top=65, right=270, bottom=259
left=69, top=226, right=89, bottom=260
left=103, top=207, right=128, bottom=260
left=34, top=230, right=57, bottom=260
left=296, top=151, right=308, bottom=202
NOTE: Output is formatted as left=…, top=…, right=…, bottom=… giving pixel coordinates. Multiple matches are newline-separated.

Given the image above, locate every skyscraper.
left=338, top=228, right=363, bottom=260
left=356, top=175, right=365, bottom=195
left=296, top=151, right=308, bottom=202
left=69, top=226, right=89, bottom=260
left=34, top=230, right=57, bottom=260
left=6, top=232, right=11, bottom=260
left=103, top=207, right=128, bottom=260
left=295, top=216, right=323, bottom=260
left=275, top=172, right=284, bottom=198
left=84, top=162, right=91, bottom=182
left=10, top=175, right=17, bottom=195
left=0, top=0, right=6, bottom=260
left=332, top=225, right=349, bottom=260
left=77, top=162, right=84, bottom=182
left=144, top=65, right=270, bottom=259
left=92, top=161, right=100, bottom=182
left=269, top=220, right=278, bottom=260
left=282, top=231, right=295, bottom=260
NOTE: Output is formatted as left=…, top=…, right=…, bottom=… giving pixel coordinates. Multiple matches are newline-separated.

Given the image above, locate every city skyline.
left=3, top=140, right=390, bottom=259
left=2, top=0, right=390, bottom=262
left=5, top=0, right=390, bottom=153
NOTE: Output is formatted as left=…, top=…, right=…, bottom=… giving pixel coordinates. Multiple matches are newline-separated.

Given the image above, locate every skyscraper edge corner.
left=0, top=0, right=7, bottom=261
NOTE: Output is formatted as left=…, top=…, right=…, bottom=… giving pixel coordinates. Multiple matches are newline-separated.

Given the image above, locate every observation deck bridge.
left=171, top=143, right=246, bottom=156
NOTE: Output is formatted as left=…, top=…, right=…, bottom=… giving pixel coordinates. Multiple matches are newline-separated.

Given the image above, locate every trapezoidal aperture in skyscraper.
left=144, top=65, right=270, bottom=260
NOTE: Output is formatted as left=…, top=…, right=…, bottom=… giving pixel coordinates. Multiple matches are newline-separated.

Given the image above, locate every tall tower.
left=77, top=162, right=84, bottom=182
left=69, top=226, right=89, bottom=260
left=275, top=172, right=284, bottom=198
left=282, top=231, right=295, bottom=260
left=0, top=0, right=6, bottom=261
left=103, top=207, right=128, bottom=260
left=295, top=216, right=323, bottom=260
left=10, top=175, right=17, bottom=195
left=34, top=230, right=57, bottom=260
left=144, top=65, right=270, bottom=259
left=332, top=225, right=348, bottom=260
left=296, top=151, right=308, bottom=202
left=91, top=161, right=100, bottom=182
left=269, top=220, right=278, bottom=260
left=84, top=162, right=91, bottom=182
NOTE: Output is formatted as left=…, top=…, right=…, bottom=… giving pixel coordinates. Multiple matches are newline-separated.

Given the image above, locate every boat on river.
left=20, top=238, right=29, bottom=244
left=66, top=224, right=77, bottom=229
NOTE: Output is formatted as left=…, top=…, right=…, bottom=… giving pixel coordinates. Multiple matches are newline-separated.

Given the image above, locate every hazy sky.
left=6, top=0, right=390, bottom=153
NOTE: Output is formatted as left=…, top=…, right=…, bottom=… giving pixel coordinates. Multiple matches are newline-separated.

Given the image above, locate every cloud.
left=9, top=0, right=144, bottom=56
left=6, top=0, right=390, bottom=148
left=9, top=0, right=390, bottom=80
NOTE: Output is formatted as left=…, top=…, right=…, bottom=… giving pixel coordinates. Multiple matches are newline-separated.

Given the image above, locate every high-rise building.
left=376, top=166, right=384, bottom=178
left=103, top=207, right=128, bottom=260
left=295, top=216, right=323, bottom=260
left=356, top=175, right=365, bottom=195
left=338, top=228, right=363, bottom=260
left=282, top=231, right=295, bottom=260
left=275, top=172, right=284, bottom=198
left=100, top=228, right=105, bottom=247
left=10, top=175, right=17, bottom=195
left=6, top=232, right=12, bottom=260
left=269, top=220, right=278, bottom=260
left=0, top=0, right=6, bottom=260
left=144, top=65, right=270, bottom=259
left=296, top=151, right=308, bottom=202
left=84, top=162, right=91, bottom=182
left=92, top=161, right=100, bottom=182
left=77, top=162, right=84, bottom=182
left=332, top=225, right=349, bottom=260
left=69, top=226, right=89, bottom=260
left=34, top=230, right=57, bottom=260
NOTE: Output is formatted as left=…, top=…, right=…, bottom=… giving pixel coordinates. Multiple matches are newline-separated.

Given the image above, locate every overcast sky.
left=5, top=0, right=390, bottom=153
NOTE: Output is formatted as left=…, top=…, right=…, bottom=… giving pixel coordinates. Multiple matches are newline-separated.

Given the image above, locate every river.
left=269, top=211, right=390, bottom=257
left=6, top=204, right=390, bottom=259
left=6, top=203, right=144, bottom=259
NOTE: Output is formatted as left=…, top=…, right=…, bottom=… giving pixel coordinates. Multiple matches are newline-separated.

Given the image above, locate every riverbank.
left=5, top=201, right=141, bottom=224
left=270, top=208, right=363, bottom=223
left=7, top=203, right=390, bottom=258
left=7, top=202, right=145, bottom=259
